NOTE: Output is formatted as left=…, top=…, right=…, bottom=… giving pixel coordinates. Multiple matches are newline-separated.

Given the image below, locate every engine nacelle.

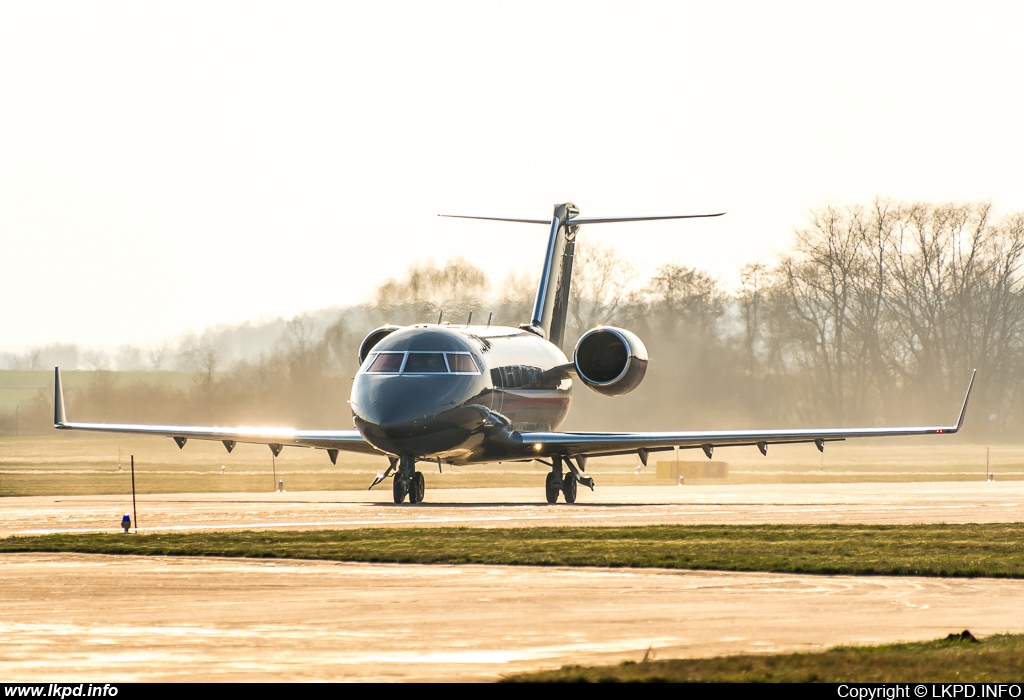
left=573, top=326, right=648, bottom=396
left=358, top=325, right=402, bottom=365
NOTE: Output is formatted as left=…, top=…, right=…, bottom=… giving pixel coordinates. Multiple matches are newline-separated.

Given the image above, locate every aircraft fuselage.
left=350, top=324, right=572, bottom=463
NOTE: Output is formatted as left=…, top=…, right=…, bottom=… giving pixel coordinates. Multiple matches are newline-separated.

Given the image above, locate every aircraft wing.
left=520, top=371, right=976, bottom=463
left=52, top=368, right=380, bottom=459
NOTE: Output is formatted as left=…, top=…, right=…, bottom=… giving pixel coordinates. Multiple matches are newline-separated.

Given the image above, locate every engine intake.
left=358, top=325, right=402, bottom=365
left=573, top=327, right=648, bottom=396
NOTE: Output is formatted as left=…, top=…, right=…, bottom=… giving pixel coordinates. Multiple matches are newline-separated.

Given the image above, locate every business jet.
left=53, top=202, right=975, bottom=505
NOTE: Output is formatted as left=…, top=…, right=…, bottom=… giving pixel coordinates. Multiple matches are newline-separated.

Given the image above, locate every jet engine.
left=573, top=326, right=648, bottom=396
left=358, top=325, right=402, bottom=364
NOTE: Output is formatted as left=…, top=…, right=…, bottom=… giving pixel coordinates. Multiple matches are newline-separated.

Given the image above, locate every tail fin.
left=439, top=205, right=725, bottom=351
left=530, top=202, right=579, bottom=349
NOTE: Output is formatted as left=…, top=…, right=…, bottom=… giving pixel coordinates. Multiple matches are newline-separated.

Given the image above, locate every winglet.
left=54, top=367, right=67, bottom=428
left=952, top=369, right=976, bottom=432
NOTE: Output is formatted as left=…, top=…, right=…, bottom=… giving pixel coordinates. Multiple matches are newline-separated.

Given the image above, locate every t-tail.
left=440, top=203, right=725, bottom=351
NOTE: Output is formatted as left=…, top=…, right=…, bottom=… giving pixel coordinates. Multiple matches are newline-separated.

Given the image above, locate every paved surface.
left=3, top=552, right=1023, bottom=682
left=4, top=483, right=1023, bottom=682
left=2, top=482, right=1022, bottom=537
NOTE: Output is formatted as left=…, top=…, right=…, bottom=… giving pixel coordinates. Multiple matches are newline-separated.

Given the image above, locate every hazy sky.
left=3, top=1, right=1023, bottom=351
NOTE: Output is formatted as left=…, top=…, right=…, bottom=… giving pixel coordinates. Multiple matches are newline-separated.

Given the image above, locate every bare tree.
left=646, top=264, right=723, bottom=336
left=82, top=350, right=110, bottom=371
left=376, top=257, right=490, bottom=309
left=738, top=263, right=769, bottom=376
left=776, top=205, right=866, bottom=421
left=567, top=242, right=638, bottom=340
left=147, top=341, right=175, bottom=371
left=884, top=202, right=991, bottom=404
left=115, top=345, right=146, bottom=371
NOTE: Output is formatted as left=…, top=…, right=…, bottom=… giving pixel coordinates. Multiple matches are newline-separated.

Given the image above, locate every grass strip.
left=502, top=633, right=1024, bottom=682
left=4, top=523, right=1024, bottom=577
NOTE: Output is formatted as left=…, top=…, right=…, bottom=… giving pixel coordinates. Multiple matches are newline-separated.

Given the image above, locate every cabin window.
left=493, top=366, right=520, bottom=388
left=367, top=352, right=405, bottom=373
left=490, top=364, right=541, bottom=388
left=403, top=352, right=448, bottom=373
left=446, top=353, right=480, bottom=374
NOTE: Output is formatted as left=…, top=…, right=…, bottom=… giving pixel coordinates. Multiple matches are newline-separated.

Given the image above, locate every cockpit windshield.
left=364, top=351, right=481, bottom=375
left=403, top=352, right=447, bottom=373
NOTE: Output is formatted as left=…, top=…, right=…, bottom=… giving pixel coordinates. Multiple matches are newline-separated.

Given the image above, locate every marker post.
left=131, top=455, right=138, bottom=533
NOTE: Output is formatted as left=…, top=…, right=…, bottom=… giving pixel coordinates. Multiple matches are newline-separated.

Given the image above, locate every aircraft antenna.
left=487, top=312, right=492, bottom=327
left=466, top=311, right=472, bottom=325
left=437, top=310, right=443, bottom=324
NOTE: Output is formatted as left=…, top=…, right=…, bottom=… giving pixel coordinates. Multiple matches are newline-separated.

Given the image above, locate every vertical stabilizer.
left=529, top=202, right=579, bottom=350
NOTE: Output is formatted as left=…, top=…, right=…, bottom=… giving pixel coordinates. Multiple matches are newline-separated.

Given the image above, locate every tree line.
left=4, top=199, right=1023, bottom=439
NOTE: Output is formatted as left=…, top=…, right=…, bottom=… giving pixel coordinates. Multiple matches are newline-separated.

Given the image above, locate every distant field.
left=503, top=633, right=1024, bottom=682
left=0, top=433, right=389, bottom=496
left=0, top=369, right=196, bottom=415
left=2, top=433, right=1022, bottom=496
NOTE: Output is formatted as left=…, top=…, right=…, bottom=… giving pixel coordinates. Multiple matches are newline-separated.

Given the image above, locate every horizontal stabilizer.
left=569, top=213, right=725, bottom=224
left=438, top=214, right=550, bottom=224
left=438, top=212, right=725, bottom=225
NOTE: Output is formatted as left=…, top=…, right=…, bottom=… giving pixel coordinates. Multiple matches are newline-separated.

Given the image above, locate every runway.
left=2, top=481, right=1022, bottom=537
left=3, top=552, right=1023, bottom=682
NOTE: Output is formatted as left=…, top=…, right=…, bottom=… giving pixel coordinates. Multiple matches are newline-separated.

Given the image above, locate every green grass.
left=5, top=523, right=1024, bottom=577
left=502, top=633, right=1024, bottom=682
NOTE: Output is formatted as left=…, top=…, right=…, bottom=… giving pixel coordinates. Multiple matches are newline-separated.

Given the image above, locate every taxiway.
left=3, top=552, right=1023, bottom=682
left=2, top=481, right=1022, bottom=537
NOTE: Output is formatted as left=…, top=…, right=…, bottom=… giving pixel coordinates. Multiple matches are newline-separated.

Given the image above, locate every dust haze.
left=3, top=198, right=1023, bottom=440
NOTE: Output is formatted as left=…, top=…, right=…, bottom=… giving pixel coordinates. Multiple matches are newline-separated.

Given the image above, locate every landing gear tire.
left=545, top=472, right=562, bottom=504
left=393, top=475, right=409, bottom=504
left=409, top=471, right=425, bottom=504
left=562, top=474, right=577, bottom=504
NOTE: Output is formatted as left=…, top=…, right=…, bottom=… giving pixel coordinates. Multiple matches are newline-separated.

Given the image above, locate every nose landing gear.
left=409, top=471, right=425, bottom=504
left=392, top=456, right=425, bottom=504
left=393, top=474, right=409, bottom=504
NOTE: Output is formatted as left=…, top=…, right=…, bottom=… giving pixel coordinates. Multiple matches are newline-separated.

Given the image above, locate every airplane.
left=53, top=202, right=976, bottom=505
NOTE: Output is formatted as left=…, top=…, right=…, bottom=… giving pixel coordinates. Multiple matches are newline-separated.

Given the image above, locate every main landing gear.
left=545, top=471, right=561, bottom=504
left=392, top=456, right=425, bottom=504
left=545, top=455, right=593, bottom=504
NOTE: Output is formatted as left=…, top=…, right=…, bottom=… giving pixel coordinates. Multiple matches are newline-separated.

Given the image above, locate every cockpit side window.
left=367, top=352, right=405, bottom=373
left=446, top=353, right=480, bottom=374
left=403, top=352, right=448, bottom=373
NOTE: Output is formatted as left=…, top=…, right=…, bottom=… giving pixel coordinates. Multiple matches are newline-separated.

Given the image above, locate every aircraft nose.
left=351, top=374, right=485, bottom=454
left=358, top=390, right=435, bottom=430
